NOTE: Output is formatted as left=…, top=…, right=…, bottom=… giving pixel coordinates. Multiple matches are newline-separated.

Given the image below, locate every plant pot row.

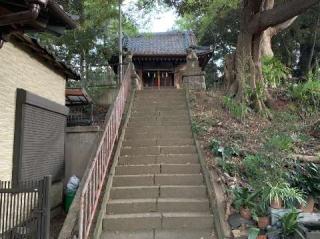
left=271, top=196, right=315, bottom=212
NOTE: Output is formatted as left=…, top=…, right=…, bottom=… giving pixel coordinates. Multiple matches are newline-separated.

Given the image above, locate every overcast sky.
left=122, top=0, right=178, bottom=32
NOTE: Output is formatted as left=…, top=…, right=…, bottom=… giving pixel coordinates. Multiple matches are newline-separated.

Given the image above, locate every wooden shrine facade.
left=123, top=31, right=213, bottom=89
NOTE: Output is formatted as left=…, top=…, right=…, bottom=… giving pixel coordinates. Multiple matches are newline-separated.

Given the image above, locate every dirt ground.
left=190, top=88, right=319, bottom=161
left=50, top=212, right=66, bottom=239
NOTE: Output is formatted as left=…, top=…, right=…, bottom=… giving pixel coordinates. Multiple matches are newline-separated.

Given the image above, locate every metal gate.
left=0, top=176, right=51, bottom=239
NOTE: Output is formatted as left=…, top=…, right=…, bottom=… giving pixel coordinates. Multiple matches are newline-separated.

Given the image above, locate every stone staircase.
left=101, top=89, right=214, bottom=239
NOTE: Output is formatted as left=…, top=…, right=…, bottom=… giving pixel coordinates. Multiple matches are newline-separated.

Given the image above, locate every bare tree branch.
left=270, top=16, right=298, bottom=36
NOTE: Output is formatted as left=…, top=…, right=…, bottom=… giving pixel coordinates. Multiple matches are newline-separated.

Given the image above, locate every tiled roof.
left=124, top=31, right=198, bottom=56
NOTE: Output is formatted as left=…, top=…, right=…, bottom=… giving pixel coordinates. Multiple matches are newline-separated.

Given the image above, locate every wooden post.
left=43, top=175, right=51, bottom=239
left=157, top=71, right=160, bottom=89
left=139, top=70, right=143, bottom=87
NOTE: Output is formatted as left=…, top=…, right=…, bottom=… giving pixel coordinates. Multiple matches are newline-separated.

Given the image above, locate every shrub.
left=223, top=96, right=249, bottom=120
left=232, top=187, right=257, bottom=210
left=209, top=139, right=240, bottom=159
left=289, top=162, right=320, bottom=198
left=242, top=154, right=287, bottom=188
left=191, top=121, right=207, bottom=135
left=209, top=139, right=221, bottom=156
left=264, top=133, right=294, bottom=152
left=243, top=154, right=266, bottom=181
left=289, top=72, right=320, bottom=113
left=216, top=157, right=238, bottom=176
left=262, top=56, right=291, bottom=88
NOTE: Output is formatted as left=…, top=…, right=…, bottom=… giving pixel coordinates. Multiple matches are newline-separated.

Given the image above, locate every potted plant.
left=279, top=208, right=305, bottom=239
left=262, top=182, right=306, bottom=209
left=289, top=162, right=320, bottom=213
left=257, top=234, right=268, bottom=239
left=248, top=227, right=267, bottom=239
left=252, top=203, right=270, bottom=229
left=233, top=187, right=257, bottom=220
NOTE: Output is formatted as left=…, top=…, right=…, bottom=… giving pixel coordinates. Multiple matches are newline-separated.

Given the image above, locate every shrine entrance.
left=142, top=70, right=174, bottom=88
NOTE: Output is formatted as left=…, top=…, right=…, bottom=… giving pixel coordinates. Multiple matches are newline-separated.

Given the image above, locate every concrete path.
left=101, top=89, right=214, bottom=239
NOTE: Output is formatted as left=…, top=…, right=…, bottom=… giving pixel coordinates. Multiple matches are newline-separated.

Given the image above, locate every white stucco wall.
left=0, top=42, right=66, bottom=181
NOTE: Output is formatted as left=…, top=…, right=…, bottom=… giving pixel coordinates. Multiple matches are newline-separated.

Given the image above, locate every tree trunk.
left=227, top=0, right=269, bottom=114
left=307, top=17, right=320, bottom=74
left=298, top=43, right=312, bottom=77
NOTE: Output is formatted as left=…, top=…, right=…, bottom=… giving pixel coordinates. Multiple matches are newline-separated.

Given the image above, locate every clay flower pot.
left=300, top=196, right=315, bottom=213
left=270, top=198, right=283, bottom=209
left=257, top=235, right=267, bottom=239
left=240, top=207, right=252, bottom=220
left=258, top=216, right=270, bottom=229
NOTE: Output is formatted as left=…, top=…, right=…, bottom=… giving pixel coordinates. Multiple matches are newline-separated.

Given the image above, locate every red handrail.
left=79, top=65, right=132, bottom=239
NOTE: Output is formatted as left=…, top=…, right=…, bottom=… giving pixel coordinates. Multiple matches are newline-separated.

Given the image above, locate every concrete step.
left=116, top=165, right=161, bottom=175
left=131, top=112, right=188, bottom=118
left=110, top=185, right=207, bottom=200
left=128, top=121, right=190, bottom=128
left=101, top=230, right=213, bottom=239
left=125, top=131, right=193, bottom=140
left=133, top=102, right=187, bottom=107
left=156, top=138, right=194, bottom=147
left=155, top=229, right=213, bottom=239
left=101, top=230, right=153, bottom=239
left=157, top=154, right=198, bottom=164
left=106, top=198, right=210, bottom=214
left=107, top=199, right=157, bottom=214
left=125, top=134, right=193, bottom=142
left=130, top=116, right=189, bottom=122
left=103, top=213, right=162, bottom=231
left=123, top=138, right=193, bottom=147
left=115, top=164, right=200, bottom=175
left=118, top=155, right=158, bottom=165
left=118, top=154, right=199, bottom=165
left=113, top=174, right=203, bottom=187
left=158, top=198, right=210, bottom=213
left=113, top=175, right=154, bottom=187
left=162, top=212, right=213, bottom=229
left=133, top=105, right=187, bottom=110
left=123, top=139, right=158, bottom=147
left=155, top=174, right=203, bottom=186
left=134, top=99, right=186, bottom=105
left=161, top=164, right=201, bottom=174
left=102, top=212, right=213, bottom=231
left=120, top=146, right=197, bottom=156
left=135, top=94, right=185, bottom=98
left=126, top=125, right=191, bottom=133
left=110, top=186, right=159, bottom=200
left=160, top=185, right=207, bottom=198
left=160, top=146, right=196, bottom=154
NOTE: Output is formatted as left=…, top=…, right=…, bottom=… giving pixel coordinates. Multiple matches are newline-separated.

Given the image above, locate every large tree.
left=227, top=0, right=319, bottom=115
left=38, top=0, right=137, bottom=82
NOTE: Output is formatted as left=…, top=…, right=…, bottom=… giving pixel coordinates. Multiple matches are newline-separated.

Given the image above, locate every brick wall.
left=0, top=42, right=66, bottom=181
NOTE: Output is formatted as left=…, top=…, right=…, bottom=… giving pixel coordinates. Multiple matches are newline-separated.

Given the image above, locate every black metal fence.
left=0, top=176, right=51, bottom=239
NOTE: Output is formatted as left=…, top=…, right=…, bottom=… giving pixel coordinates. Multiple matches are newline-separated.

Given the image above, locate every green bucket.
left=64, top=191, right=76, bottom=212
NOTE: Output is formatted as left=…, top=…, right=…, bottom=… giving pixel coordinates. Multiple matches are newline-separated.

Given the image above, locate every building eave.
left=12, top=33, right=80, bottom=80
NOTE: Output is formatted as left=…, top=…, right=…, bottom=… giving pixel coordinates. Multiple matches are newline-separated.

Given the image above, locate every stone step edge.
left=108, top=198, right=209, bottom=204
left=104, top=212, right=213, bottom=219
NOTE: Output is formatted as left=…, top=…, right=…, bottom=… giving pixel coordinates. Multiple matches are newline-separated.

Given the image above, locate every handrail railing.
left=78, top=64, right=132, bottom=239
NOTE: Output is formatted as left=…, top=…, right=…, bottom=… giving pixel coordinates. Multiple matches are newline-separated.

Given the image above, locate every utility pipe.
left=118, top=0, right=123, bottom=84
